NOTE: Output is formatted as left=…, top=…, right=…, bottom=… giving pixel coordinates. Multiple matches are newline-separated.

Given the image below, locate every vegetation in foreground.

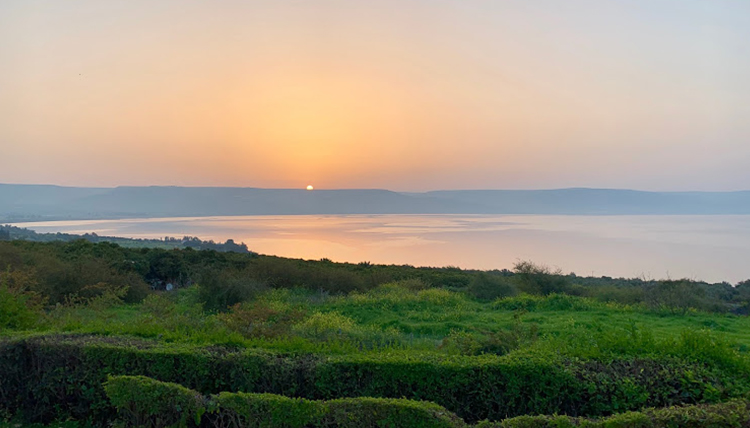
left=2, top=239, right=750, bottom=427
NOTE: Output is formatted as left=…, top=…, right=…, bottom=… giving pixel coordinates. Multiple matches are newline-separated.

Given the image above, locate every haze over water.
left=14, top=214, right=750, bottom=284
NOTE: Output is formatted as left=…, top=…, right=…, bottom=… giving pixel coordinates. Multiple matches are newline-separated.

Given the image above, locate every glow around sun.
left=306, top=185, right=314, bottom=191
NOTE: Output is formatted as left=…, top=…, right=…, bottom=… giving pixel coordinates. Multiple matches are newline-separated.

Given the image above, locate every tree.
left=513, top=260, right=570, bottom=295
left=468, top=272, right=517, bottom=300
left=645, top=279, right=705, bottom=315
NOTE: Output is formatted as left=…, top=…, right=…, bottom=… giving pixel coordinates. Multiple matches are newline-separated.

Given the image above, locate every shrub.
left=217, top=301, right=306, bottom=339
left=478, top=312, right=539, bottom=356
left=396, top=278, right=432, bottom=291
left=197, top=269, right=268, bottom=312
left=105, top=375, right=464, bottom=428
left=141, top=293, right=178, bottom=319
left=513, top=261, right=570, bottom=296
left=440, top=330, right=484, bottom=356
left=0, top=268, right=44, bottom=329
left=213, top=391, right=322, bottom=428
left=583, top=284, right=645, bottom=305
left=30, top=255, right=149, bottom=305
left=645, top=280, right=707, bottom=315
left=293, top=312, right=357, bottom=340
left=70, top=281, right=130, bottom=311
left=323, top=397, right=464, bottom=428
left=104, top=375, right=205, bottom=428
left=493, top=294, right=600, bottom=312
left=468, top=273, right=518, bottom=301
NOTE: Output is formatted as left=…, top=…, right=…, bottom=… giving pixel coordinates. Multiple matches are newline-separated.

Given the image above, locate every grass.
left=5, top=281, right=750, bottom=427
left=7, top=282, right=750, bottom=363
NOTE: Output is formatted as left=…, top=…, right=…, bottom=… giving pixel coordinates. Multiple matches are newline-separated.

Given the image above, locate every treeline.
left=0, top=224, right=251, bottom=253
left=472, top=267, right=750, bottom=315
left=1, top=239, right=749, bottom=315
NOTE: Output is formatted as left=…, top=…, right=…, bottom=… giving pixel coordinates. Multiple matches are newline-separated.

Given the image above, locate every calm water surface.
left=12, top=215, right=750, bottom=283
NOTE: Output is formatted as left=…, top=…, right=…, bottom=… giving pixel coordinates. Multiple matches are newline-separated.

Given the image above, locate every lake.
left=12, top=214, right=750, bottom=284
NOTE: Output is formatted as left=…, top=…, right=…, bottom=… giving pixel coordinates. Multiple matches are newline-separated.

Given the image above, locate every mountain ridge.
left=2, top=183, right=750, bottom=221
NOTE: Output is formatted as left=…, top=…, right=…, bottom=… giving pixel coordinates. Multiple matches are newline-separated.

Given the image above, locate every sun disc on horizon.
left=306, top=185, right=314, bottom=191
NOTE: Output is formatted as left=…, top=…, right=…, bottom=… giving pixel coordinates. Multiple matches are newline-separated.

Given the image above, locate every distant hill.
left=0, top=224, right=251, bottom=253
left=2, top=183, right=750, bottom=221
left=420, top=189, right=750, bottom=215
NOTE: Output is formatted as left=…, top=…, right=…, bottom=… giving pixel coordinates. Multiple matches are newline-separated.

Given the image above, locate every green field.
left=18, top=285, right=750, bottom=358
left=2, top=239, right=750, bottom=427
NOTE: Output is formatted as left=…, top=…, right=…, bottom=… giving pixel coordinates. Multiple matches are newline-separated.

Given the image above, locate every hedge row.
left=107, top=376, right=750, bottom=428
left=106, top=375, right=462, bottom=428
left=477, top=400, right=750, bottom=428
left=1, top=334, right=747, bottom=425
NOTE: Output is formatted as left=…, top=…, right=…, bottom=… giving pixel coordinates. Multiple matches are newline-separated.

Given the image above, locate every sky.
left=1, top=0, right=749, bottom=191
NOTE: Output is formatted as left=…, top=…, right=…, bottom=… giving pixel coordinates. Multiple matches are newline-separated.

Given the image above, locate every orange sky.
left=1, top=1, right=749, bottom=190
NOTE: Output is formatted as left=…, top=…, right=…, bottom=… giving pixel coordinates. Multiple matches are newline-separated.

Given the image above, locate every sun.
left=306, top=185, right=314, bottom=191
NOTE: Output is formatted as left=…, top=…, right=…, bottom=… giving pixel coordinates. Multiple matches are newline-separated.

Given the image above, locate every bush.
left=396, top=278, right=432, bottom=291
left=323, top=397, right=464, bottom=428
left=582, top=284, right=644, bottom=305
left=467, top=273, right=518, bottom=301
left=477, top=313, right=539, bottom=356
left=513, top=261, right=570, bottom=296
left=493, top=294, right=600, bottom=312
left=0, top=268, right=44, bottom=329
left=645, top=280, right=707, bottom=315
left=197, top=269, right=268, bottom=311
left=292, top=312, right=357, bottom=341
left=212, top=391, right=322, bottom=428
left=439, top=330, right=483, bottom=356
left=105, top=375, right=464, bottom=428
left=217, top=301, right=306, bottom=339
left=104, top=375, right=205, bottom=428
left=30, top=255, right=149, bottom=305
left=68, top=281, right=130, bottom=310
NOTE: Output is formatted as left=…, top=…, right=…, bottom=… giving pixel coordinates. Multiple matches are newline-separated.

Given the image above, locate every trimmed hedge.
left=476, top=399, right=750, bottom=427
left=105, top=376, right=205, bottom=428
left=106, top=376, right=750, bottom=428
left=105, top=375, right=463, bottom=428
left=1, top=334, right=748, bottom=425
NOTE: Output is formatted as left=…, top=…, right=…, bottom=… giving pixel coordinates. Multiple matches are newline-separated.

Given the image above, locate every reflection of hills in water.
left=10, top=214, right=750, bottom=284
left=2, top=184, right=750, bottom=221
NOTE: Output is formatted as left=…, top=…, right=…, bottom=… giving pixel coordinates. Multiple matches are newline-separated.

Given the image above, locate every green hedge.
left=104, top=376, right=750, bottom=428
left=1, top=334, right=747, bottom=425
left=105, top=375, right=463, bottom=428
left=104, top=376, right=205, bottom=428
left=476, top=399, right=750, bottom=427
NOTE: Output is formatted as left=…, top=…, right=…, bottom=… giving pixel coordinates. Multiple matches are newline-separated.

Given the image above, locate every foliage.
left=493, top=293, right=604, bottom=312
left=105, top=375, right=463, bottom=428
left=0, top=267, right=44, bottom=329
left=217, top=301, right=306, bottom=339
left=0, top=224, right=251, bottom=253
left=645, top=280, right=707, bottom=315
left=1, top=240, right=744, bottom=314
left=476, top=399, right=750, bottom=427
left=467, top=273, right=518, bottom=301
left=3, top=334, right=747, bottom=424
left=513, top=261, right=570, bottom=296
left=197, top=269, right=268, bottom=312
left=104, top=375, right=204, bottom=428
